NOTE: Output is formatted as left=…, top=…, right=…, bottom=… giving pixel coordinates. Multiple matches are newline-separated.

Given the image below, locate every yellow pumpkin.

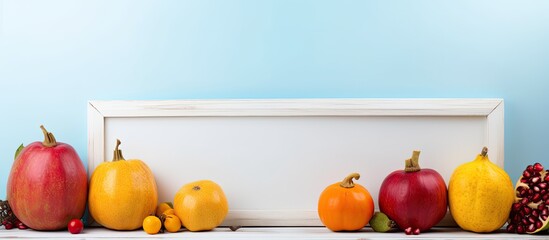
left=174, top=180, right=228, bottom=231
left=88, top=139, right=158, bottom=230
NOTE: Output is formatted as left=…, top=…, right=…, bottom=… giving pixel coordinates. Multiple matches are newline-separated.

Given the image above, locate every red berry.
left=67, top=219, right=84, bottom=234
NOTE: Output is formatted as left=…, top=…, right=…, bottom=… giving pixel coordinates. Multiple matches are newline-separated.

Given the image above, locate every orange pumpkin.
left=318, top=173, right=374, bottom=231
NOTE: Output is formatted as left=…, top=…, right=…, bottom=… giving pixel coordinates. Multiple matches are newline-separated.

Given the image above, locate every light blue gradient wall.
left=1, top=0, right=549, bottom=198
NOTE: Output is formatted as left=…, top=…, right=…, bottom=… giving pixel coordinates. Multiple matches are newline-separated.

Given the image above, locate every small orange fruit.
left=164, top=214, right=182, bottom=233
left=163, top=209, right=175, bottom=216
left=142, top=216, right=161, bottom=234
left=156, top=202, right=173, bottom=217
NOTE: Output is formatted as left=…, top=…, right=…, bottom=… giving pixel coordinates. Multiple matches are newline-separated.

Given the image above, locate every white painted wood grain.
left=87, top=99, right=504, bottom=227
left=87, top=103, right=104, bottom=175
left=487, top=101, right=504, bottom=166
left=89, top=98, right=501, bottom=117
left=0, top=227, right=541, bottom=239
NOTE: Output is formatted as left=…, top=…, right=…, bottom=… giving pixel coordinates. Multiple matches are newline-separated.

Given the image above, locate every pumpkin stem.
left=40, top=125, right=57, bottom=147
left=404, top=150, right=421, bottom=172
left=340, top=173, right=360, bottom=188
left=481, top=147, right=488, bottom=157
left=112, top=139, right=126, bottom=161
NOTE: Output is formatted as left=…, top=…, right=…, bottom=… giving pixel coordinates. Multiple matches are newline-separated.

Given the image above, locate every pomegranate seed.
left=4, top=223, right=14, bottom=230
left=514, top=214, right=521, bottom=222
left=532, top=177, right=541, bottom=184
left=413, top=228, right=420, bottom=235
left=527, top=165, right=534, bottom=173
left=538, top=203, right=546, bottom=210
left=523, top=207, right=532, bottom=215
left=545, top=198, right=549, bottom=205
left=542, top=208, right=549, bottom=216
left=517, top=224, right=526, bottom=234
left=539, top=183, right=548, bottom=189
left=1, top=220, right=7, bottom=226
left=544, top=194, right=549, bottom=201
left=536, top=221, right=543, bottom=229
left=513, top=202, right=522, bottom=211
left=529, top=216, right=537, bottom=223
left=533, top=194, right=541, bottom=203
left=17, top=222, right=28, bottom=230
left=524, top=171, right=532, bottom=178
left=527, top=223, right=536, bottom=232
left=542, top=190, right=547, bottom=196
left=534, top=163, right=544, bottom=172
left=518, top=186, right=526, bottom=197
left=404, top=227, right=412, bottom=235
left=533, top=209, right=540, bottom=217
left=534, top=186, right=541, bottom=192
left=543, top=215, right=549, bottom=221
left=522, top=198, right=530, bottom=205
left=544, top=175, right=549, bottom=182
left=522, top=219, right=529, bottom=225
left=507, top=223, right=516, bottom=233
left=521, top=178, right=529, bottom=183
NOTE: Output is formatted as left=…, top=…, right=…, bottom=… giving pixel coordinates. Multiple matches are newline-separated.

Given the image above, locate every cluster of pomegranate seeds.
left=507, top=163, right=549, bottom=234
left=404, top=227, right=420, bottom=235
left=1, top=219, right=27, bottom=230
left=1, top=200, right=27, bottom=230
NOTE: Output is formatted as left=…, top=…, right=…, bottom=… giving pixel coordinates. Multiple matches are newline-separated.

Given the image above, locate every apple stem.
left=40, top=125, right=57, bottom=147
left=340, top=173, right=360, bottom=188
left=405, top=151, right=421, bottom=172
left=112, top=139, right=126, bottom=161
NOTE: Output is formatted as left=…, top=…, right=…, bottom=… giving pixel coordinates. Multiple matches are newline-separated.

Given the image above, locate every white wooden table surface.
left=1, top=227, right=547, bottom=239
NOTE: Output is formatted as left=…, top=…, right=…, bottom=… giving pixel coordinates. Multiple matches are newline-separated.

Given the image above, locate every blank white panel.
left=103, top=116, right=486, bottom=215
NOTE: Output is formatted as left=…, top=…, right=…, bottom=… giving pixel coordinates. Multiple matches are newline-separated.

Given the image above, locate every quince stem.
left=40, top=125, right=57, bottom=147
left=481, top=147, right=488, bottom=157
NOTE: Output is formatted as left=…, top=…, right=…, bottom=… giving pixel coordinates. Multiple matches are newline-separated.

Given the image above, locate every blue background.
left=1, top=0, right=549, bottom=198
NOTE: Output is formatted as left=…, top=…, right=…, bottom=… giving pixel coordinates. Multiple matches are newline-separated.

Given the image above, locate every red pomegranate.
left=6, top=125, right=87, bottom=230
left=378, top=151, right=447, bottom=235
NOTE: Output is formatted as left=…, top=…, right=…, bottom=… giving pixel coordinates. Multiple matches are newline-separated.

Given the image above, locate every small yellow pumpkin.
left=174, top=180, right=228, bottom=231
left=88, top=139, right=158, bottom=230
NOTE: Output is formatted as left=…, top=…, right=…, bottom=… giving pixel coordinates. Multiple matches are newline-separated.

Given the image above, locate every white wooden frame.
left=87, top=98, right=504, bottom=227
